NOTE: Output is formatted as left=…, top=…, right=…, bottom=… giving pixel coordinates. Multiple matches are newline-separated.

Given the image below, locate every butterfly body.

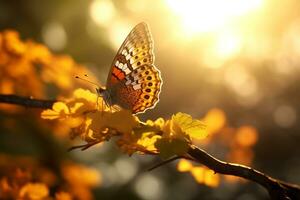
left=98, top=22, right=162, bottom=114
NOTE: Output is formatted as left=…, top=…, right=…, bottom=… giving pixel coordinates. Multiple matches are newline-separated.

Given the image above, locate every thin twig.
left=67, top=141, right=102, bottom=152
left=0, top=94, right=55, bottom=109
left=148, top=155, right=196, bottom=171
left=148, top=156, right=182, bottom=171
left=187, top=145, right=300, bottom=200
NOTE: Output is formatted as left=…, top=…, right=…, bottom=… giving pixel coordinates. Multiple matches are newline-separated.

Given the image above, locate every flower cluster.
left=41, top=89, right=207, bottom=158
left=0, top=154, right=101, bottom=200
left=0, top=30, right=96, bottom=112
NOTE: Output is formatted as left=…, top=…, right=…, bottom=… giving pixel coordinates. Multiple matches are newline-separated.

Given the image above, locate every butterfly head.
left=75, top=75, right=112, bottom=107
left=96, top=86, right=113, bottom=108
left=96, top=87, right=106, bottom=95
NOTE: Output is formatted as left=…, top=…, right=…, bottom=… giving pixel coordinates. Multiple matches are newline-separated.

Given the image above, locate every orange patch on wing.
left=112, top=67, right=126, bottom=80
left=111, top=76, right=118, bottom=84
left=117, top=72, right=125, bottom=80
left=112, top=67, right=120, bottom=75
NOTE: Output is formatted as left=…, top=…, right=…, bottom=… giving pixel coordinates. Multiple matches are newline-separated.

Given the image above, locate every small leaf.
left=173, top=112, right=207, bottom=140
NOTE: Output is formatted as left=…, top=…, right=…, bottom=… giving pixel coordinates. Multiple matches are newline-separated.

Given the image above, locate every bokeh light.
left=273, top=105, right=297, bottom=128
left=134, top=174, right=165, bottom=200
left=235, top=126, right=258, bottom=147
left=90, top=0, right=116, bottom=27
left=42, top=22, right=67, bottom=51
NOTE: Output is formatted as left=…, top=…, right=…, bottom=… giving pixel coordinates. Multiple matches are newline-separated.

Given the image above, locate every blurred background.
left=0, top=0, right=299, bottom=199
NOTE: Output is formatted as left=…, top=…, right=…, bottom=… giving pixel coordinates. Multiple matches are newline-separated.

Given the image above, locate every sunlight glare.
left=90, top=0, right=115, bottom=27
left=216, top=31, right=242, bottom=59
left=166, top=0, right=263, bottom=34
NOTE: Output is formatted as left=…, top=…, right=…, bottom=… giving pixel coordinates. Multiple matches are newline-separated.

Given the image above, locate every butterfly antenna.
left=75, top=75, right=100, bottom=87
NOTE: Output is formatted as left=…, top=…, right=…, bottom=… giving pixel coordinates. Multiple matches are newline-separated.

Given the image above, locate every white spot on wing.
left=118, top=63, right=123, bottom=69
left=122, top=49, right=127, bottom=55
left=125, top=80, right=131, bottom=85
left=126, top=54, right=131, bottom=60
left=124, top=67, right=131, bottom=75
left=133, top=84, right=141, bottom=90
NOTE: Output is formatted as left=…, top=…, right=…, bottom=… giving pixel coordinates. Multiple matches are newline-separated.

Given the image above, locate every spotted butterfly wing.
left=106, top=22, right=162, bottom=114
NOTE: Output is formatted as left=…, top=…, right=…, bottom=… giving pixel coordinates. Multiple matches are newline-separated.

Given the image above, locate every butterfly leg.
left=96, top=94, right=99, bottom=110
left=106, top=93, right=113, bottom=113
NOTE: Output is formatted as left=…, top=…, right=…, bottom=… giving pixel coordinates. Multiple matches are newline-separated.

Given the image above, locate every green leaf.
left=172, top=112, right=207, bottom=140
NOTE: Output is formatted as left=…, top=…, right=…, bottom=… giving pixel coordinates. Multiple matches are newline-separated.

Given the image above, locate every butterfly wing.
left=115, top=64, right=162, bottom=114
left=107, top=22, right=162, bottom=114
left=107, top=22, right=154, bottom=87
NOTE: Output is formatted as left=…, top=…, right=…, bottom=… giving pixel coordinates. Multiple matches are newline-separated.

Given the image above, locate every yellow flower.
left=41, top=102, right=70, bottom=120
left=19, top=183, right=49, bottom=200
left=55, top=192, right=72, bottom=200
left=62, top=163, right=101, bottom=187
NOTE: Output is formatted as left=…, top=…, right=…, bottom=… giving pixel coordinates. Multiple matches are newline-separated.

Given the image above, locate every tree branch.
left=188, top=145, right=300, bottom=200
left=0, top=94, right=300, bottom=199
left=0, top=94, right=55, bottom=109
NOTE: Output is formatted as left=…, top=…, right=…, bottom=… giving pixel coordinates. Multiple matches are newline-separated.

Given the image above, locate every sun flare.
left=166, top=0, right=263, bottom=34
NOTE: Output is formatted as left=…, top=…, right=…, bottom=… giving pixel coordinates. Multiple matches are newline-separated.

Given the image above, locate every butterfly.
left=97, top=22, right=162, bottom=114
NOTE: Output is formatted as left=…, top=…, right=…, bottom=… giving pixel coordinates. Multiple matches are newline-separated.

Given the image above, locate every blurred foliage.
left=0, top=154, right=101, bottom=200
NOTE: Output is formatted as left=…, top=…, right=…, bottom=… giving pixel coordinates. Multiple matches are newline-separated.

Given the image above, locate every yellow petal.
left=41, top=109, right=61, bottom=119
left=41, top=102, right=70, bottom=120
left=137, top=132, right=161, bottom=151
left=19, top=183, right=49, bottom=199
left=107, top=110, right=139, bottom=133
left=73, top=88, right=97, bottom=103
left=53, top=102, right=69, bottom=113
